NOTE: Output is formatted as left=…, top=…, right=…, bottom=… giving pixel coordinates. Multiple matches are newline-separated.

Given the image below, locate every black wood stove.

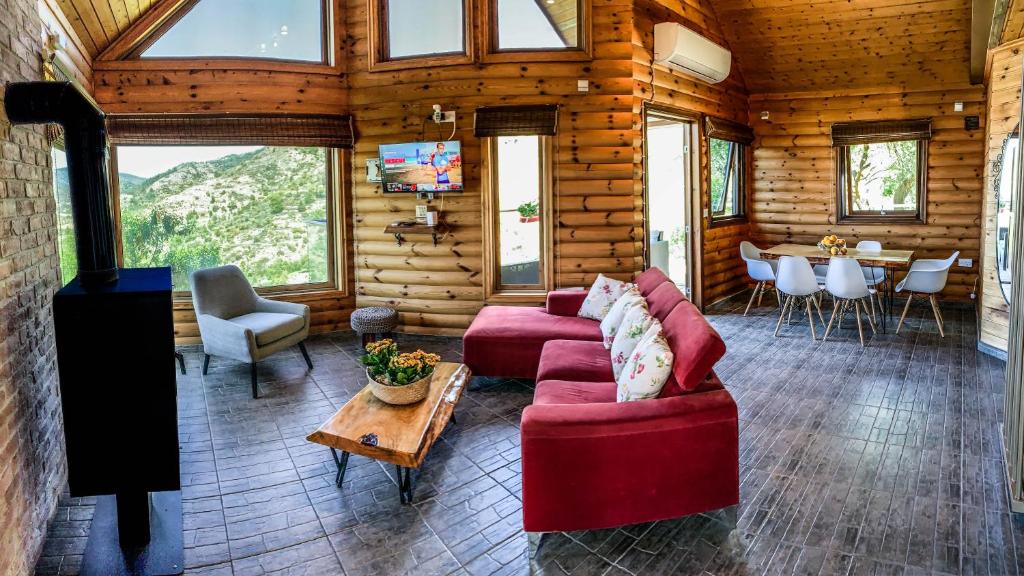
left=5, top=81, right=182, bottom=576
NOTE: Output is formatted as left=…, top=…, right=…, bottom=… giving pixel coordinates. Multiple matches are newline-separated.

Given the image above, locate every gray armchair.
left=190, top=265, right=313, bottom=398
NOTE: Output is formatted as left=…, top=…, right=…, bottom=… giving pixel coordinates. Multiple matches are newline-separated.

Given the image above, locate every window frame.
left=835, top=138, right=928, bottom=224
left=368, top=0, right=474, bottom=71
left=706, top=136, right=748, bottom=227
left=481, top=135, right=554, bottom=302
left=481, top=0, right=592, bottom=63
left=128, top=0, right=336, bottom=67
left=108, top=145, right=347, bottom=299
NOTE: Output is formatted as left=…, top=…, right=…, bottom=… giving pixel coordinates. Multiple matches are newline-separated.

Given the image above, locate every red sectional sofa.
left=462, top=268, right=739, bottom=534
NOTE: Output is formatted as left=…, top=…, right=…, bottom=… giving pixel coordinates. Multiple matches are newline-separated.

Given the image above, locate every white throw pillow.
left=617, top=325, right=674, bottom=402
left=578, top=274, right=633, bottom=321
left=610, top=307, right=656, bottom=380
left=599, top=287, right=644, bottom=349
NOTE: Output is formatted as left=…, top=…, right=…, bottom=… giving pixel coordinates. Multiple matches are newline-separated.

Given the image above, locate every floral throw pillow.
left=599, top=287, right=644, bottom=350
left=610, top=307, right=656, bottom=380
left=617, top=325, right=674, bottom=402
left=578, top=274, right=633, bottom=321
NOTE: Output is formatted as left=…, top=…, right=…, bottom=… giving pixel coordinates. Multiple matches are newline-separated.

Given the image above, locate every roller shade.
left=474, top=105, right=559, bottom=137
left=106, top=113, right=355, bottom=148
left=703, top=116, right=754, bottom=145
left=831, top=119, right=932, bottom=146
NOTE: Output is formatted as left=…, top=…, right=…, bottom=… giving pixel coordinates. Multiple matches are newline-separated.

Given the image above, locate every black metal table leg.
left=331, top=448, right=350, bottom=487
left=396, top=466, right=414, bottom=504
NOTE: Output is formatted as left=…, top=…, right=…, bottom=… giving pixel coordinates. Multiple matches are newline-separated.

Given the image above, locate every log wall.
left=979, top=43, right=1021, bottom=354
left=347, top=0, right=637, bottom=336
left=632, top=0, right=751, bottom=306
left=748, top=85, right=985, bottom=302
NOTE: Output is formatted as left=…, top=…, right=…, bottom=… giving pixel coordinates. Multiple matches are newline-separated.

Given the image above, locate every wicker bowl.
left=367, top=369, right=430, bottom=405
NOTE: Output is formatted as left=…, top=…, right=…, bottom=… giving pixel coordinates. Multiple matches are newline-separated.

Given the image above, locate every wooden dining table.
left=759, top=243, right=915, bottom=333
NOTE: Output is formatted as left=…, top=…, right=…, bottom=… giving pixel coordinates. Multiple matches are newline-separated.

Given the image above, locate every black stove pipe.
left=4, top=81, right=118, bottom=286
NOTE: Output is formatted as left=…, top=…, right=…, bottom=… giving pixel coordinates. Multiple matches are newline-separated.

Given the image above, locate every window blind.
left=474, top=105, right=559, bottom=137
left=703, top=116, right=754, bottom=145
left=831, top=119, right=932, bottom=146
left=106, top=113, right=355, bottom=148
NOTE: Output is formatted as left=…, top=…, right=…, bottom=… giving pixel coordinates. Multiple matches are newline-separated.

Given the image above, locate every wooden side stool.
left=351, top=307, right=399, bottom=346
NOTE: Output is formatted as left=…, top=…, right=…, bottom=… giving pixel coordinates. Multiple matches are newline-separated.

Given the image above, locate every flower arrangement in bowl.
left=360, top=339, right=442, bottom=405
left=817, top=234, right=848, bottom=256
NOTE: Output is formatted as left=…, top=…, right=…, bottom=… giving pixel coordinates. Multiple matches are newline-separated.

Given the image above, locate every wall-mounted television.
left=379, top=141, right=463, bottom=193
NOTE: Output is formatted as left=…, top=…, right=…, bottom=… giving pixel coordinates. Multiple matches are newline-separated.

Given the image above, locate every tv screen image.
left=379, top=141, right=463, bottom=193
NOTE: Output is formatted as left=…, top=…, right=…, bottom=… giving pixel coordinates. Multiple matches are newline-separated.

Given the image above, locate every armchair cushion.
left=230, top=312, right=305, bottom=347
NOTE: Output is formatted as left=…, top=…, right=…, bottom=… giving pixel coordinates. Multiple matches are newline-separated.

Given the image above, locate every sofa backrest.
left=659, top=300, right=727, bottom=393
left=645, top=281, right=686, bottom=322
left=635, top=267, right=671, bottom=296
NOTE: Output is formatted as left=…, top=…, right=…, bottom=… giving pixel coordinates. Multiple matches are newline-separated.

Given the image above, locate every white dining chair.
left=895, top=251, right=959, bottom=337
left=856, top=240, right=885, bottom=322
left=775, top=256, right=826, bottom=340
left=740, top=241, right=781, bottom=316
left=822, top=257, right=876, bottom=346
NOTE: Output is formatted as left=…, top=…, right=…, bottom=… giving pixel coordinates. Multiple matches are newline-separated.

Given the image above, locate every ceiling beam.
left=972, top=0, right=997, bottom=83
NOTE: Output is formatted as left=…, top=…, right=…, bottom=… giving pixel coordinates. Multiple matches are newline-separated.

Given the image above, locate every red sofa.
left=462, top=268, right=739, bottom=533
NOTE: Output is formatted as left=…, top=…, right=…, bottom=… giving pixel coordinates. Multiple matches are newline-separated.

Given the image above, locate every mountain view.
left=53, top=146, right=329, bottom=290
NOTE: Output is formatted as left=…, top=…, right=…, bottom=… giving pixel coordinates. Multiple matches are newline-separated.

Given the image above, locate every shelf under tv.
left=384, top=220, right=450, bottom=247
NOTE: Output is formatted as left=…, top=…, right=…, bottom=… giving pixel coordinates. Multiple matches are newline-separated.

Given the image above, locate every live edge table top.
left=761, top=243, right=915, bottom=268
left=306, top=362, right=470, bottom=469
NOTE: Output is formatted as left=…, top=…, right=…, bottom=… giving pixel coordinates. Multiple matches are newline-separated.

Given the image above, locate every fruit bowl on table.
left=816, top=234, right=848, bottom=256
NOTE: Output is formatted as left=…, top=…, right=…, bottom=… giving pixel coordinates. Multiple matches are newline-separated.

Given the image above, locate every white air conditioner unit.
left=653, top=22, right=731, bottom=84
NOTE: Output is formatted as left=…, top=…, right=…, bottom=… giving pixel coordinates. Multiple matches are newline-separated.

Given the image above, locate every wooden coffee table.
left=306, top=362, right=470, bottom=504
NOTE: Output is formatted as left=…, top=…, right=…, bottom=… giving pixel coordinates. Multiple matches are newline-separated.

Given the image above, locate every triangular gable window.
left=139, top=0, right=326, bottom=62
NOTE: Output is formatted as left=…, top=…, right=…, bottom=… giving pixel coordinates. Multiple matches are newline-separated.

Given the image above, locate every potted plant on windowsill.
left=360, top=339, right=441, bottom=405
left=517, top=200, right=540, bottom=223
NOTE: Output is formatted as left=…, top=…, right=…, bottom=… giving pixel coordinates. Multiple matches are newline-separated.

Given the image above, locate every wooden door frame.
left=641, top=103, right=704, bottom=309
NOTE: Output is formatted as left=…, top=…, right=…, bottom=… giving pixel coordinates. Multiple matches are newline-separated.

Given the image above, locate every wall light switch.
left=577, top=79, right=589, bottom=92
left=958, top=258, right=973, bottom=268
left=953, top=101, right=964, bottom=112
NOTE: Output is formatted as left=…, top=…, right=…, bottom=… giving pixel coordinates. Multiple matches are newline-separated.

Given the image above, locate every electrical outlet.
left=441, top=111, right=456, bottom=123
left=958, top=258, right=973, bottom=268
left=577, top=79, right=589, bottom=92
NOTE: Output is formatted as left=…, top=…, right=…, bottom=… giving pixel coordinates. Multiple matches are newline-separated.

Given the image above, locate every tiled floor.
left=34, top=295, right=1021, bottom=575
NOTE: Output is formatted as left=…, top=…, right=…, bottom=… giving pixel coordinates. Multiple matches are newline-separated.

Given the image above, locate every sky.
left=143, top=0, right=567, bottom=61
left=117, top=146, right=261, bottom=178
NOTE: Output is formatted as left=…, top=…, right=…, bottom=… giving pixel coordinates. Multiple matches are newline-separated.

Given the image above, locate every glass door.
left=644, top=109, right=696, bottom=297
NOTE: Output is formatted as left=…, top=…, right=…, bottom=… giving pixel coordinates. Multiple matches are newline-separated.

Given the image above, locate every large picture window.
left=832, top=120, right=930, bottom=223
left=371, top=0, right=471, bottom=68
left=483, top=135, right=552, bottom=298
left=485, top=0, right=590, bottom=61
left=114, top=145, right=335, bottom=292
left=138, top=0, right=328, bottom=63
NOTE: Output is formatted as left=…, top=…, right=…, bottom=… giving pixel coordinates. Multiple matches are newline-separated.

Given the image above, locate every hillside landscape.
left=55, top=146, right=329, bottom=289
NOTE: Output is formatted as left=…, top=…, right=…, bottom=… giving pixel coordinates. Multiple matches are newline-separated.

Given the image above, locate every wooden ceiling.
left=1002, top=0, right=1024, bottom=43
left=711, top=0, right=974, bottom=94
left=56, top=0, right=158, bottom=57
left=536, top=0, right=580, bottom=46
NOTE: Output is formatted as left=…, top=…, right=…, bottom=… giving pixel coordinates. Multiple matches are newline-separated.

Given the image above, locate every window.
left=704, top=116, right=751, bottom=224
left=371, top=0, right=471, bottom=68
left=496, top=0, right=579, bottom=49
left=484, top=135, right=552, bottom=297
left=709, top=138, right=745, bottom=221
left=51, top=146, right=78, bottom=283
left=139, top=0, right=327, bottom=62
left=114, top=145, right=335, bottom=292
left=836, top=140, right=927, bottom=222
left=832, top=120, right=930, bottom=222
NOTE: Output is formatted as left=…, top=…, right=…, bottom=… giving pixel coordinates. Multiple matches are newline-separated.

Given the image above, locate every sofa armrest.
left=196, top=314, right=257, bottom=363
left=254, top=297, right=310, bottom=326
left=521, top=389, right=737, bottom=439
left=545, top=291, right=587, bottom=317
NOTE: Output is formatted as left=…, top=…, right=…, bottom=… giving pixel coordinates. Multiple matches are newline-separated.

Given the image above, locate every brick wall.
left=0, top=0, right=68, bottom=573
